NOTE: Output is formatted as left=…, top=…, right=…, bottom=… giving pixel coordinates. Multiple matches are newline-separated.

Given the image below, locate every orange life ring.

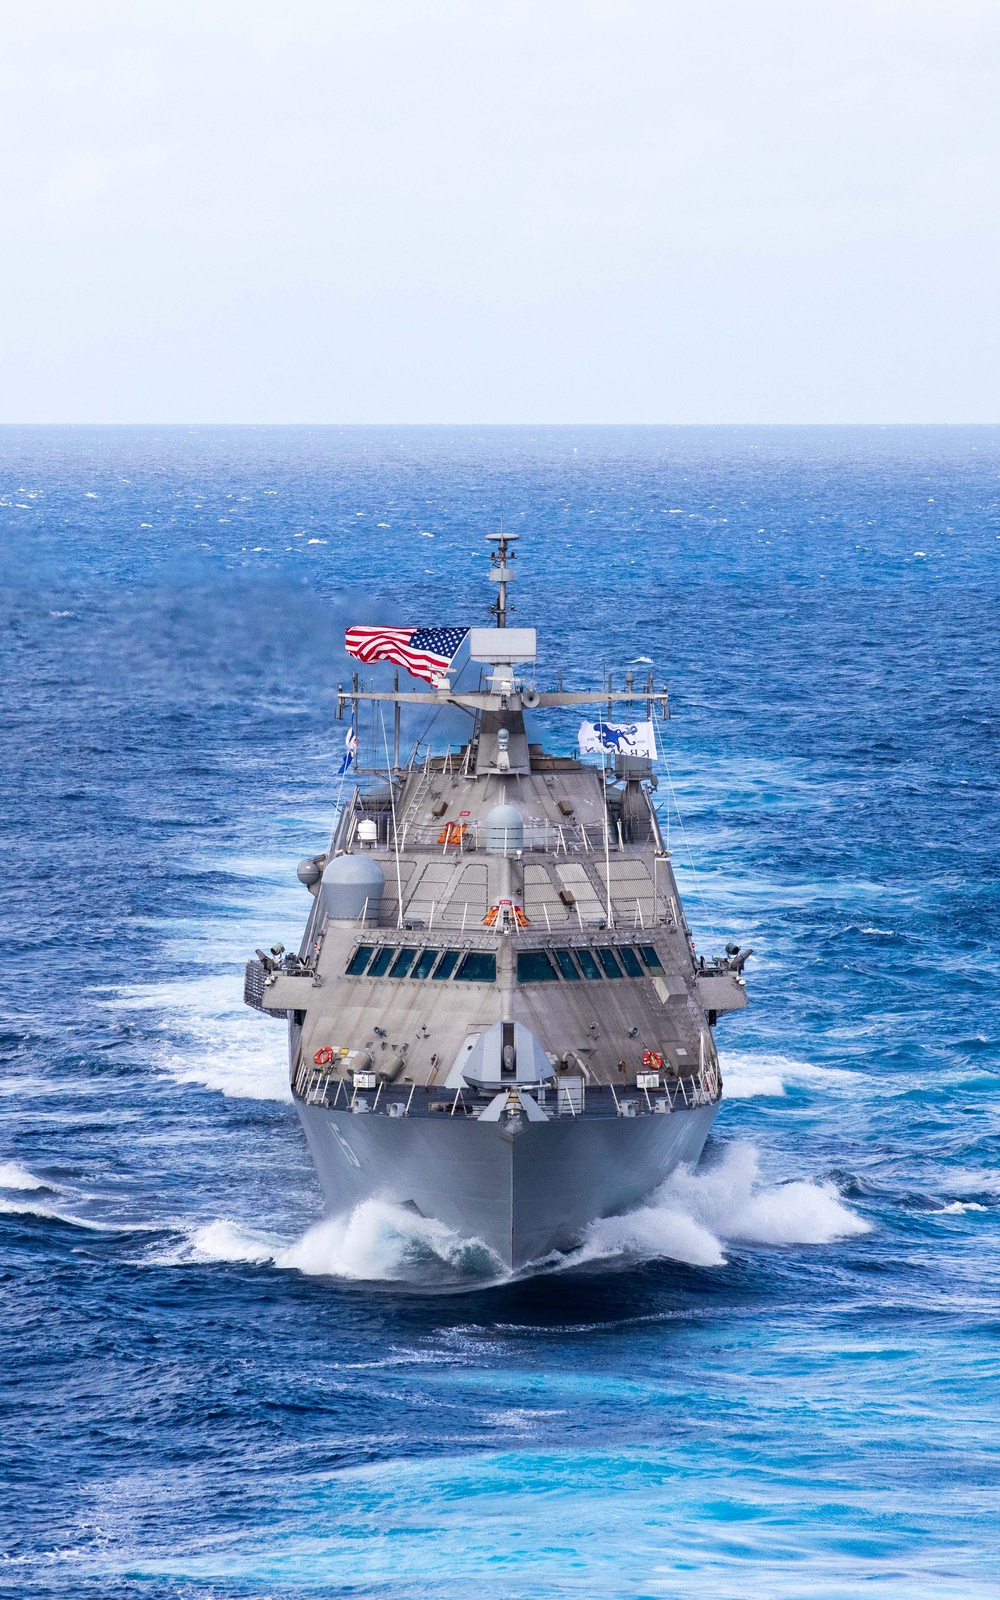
left=314, top=1046, right=334, bottom=1066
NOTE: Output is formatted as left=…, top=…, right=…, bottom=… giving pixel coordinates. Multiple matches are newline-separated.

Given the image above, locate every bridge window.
left=575, top=949, right=602, bottom=980
left=517, top=950, right=559, bottom=983
left=346, top=944, right=375, bottom=976
left=596, top=947, right=624, bottom=978
left=637, top=945, right=664, bottom=973
left=456, top=951, right=497, bottom=982
left=367, top=947, right=394, bottom=977
left=618, top=946, right=645, bottom=978
left=552, top=948, right=581, bottom=980
left=411, top=948, right=439, bottom=979
left=389, top=948, right=417, bottom=978
left=432, top=950, right=460, bottom=980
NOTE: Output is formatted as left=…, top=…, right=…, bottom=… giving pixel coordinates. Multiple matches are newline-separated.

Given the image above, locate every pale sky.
left=1, top=1, right=998, bottom=424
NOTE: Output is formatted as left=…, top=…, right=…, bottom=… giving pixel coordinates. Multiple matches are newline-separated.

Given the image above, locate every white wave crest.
left=0, top=1160, right=48, bottom=1190
left=278, top=1203, right=502, bottom=1280
left=0, top=1195, right=130, bottom=1231
left=178, top=1202, right=502, bottom=1282
left=571, top=1143, right=869, bottom=1268
left=188, top=1219, right=281, bottom=1264
left=574, top=1202, right=725, bottom=1268
left=721, top=1050, right=857, bottom=1099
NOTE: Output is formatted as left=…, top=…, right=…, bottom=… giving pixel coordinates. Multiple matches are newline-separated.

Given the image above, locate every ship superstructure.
left=245, top=535, right=749, bottom=1269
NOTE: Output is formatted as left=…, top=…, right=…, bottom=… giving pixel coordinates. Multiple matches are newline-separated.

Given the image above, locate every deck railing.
left=292, top=1052, right=721, bottom=1116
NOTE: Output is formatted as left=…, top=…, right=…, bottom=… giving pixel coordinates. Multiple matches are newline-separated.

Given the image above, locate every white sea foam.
left=278, top=1203, right=502, bottom=1280
left=176, top=1202, right=503, bottom=1282
left=105, top=846, right=330, bottom=1103
left=113, top=973, right=291, bottom=1102
left=188, top=1219, right=281, bottom=1264
left=941, top=1167, right=1000, bottom=1197
left=569, top=1143, right=869, bottom=1269
left=573, top=1201, right=725, bottom=1268
left=0, top=1160, right=47, bottom=1190
left=720, top=1050, right=857, bottom=1099
left=937, top=1201, right=987, bottom=1215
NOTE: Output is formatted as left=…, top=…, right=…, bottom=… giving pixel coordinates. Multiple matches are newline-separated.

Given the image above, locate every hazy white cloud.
left=0, top=0, right=997, bottom=422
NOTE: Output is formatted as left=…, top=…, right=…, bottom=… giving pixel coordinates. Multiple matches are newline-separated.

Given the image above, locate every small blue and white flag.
left=578, top=720, right=656, bottom=759
left=337, top=727, right=358, bottom=774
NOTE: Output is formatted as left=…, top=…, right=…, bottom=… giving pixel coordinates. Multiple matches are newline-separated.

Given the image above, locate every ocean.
left=1, top=425, right=998, bottom=1598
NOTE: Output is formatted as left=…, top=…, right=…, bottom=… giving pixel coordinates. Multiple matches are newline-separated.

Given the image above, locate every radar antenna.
left=487, top=521, right=518, bottom=629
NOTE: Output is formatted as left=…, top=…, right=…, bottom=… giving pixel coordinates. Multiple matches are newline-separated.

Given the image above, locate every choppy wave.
left=0, top=1159, right=48, bottom=1190
left=0, top=1194, right=135, bottom=1232
left=720, top=1050, right=858, bottom=1099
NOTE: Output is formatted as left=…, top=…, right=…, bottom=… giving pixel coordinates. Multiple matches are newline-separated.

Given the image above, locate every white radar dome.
left=318, top=854, right=385, bottom=920
left=485, top=803, right=524, bottom=855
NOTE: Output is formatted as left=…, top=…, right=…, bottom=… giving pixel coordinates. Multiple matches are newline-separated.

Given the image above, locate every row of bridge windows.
left=345, top=942, right=665, bottom=984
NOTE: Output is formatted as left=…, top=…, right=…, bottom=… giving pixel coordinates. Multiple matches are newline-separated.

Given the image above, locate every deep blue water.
left=2, top=426, right=999, bottom=1598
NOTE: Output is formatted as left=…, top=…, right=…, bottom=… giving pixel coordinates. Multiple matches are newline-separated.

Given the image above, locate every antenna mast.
left=487, top=523, right=517, bottom=629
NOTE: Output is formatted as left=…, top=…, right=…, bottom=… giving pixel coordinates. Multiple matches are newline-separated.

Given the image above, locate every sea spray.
left=182, top=1201, right=503, bottom=1282
left=574, top=1142, right=868, bottom=1266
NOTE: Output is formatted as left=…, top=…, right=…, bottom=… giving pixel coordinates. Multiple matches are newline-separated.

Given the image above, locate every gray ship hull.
left=295, top=1100, right=719, bottom=1271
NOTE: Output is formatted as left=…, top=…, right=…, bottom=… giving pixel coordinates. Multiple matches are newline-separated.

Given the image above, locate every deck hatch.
left=517, top=949, right=559, bottom=983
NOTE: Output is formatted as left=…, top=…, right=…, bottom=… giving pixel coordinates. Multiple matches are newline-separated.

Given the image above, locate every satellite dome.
left=318, top=854, right=385, bottom=920
left=485, top=803, right=524, bottom=855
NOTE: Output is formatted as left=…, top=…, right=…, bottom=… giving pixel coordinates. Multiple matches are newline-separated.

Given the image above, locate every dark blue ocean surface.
left=1, top=426, right=998, bottom=1598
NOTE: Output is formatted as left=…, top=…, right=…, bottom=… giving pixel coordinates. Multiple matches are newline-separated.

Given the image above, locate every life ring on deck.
left=314, top=1046, right=334, bottom=1066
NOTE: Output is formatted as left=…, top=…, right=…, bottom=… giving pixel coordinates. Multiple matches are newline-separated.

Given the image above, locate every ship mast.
left=487, top=527, right=517, bottom=628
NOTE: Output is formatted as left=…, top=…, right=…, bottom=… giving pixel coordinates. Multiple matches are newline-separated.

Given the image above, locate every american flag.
left=344, top=625, right=470, bottom=688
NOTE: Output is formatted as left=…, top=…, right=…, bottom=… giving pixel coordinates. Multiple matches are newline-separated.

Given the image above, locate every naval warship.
left=244, top=535, right=750, bottom=1270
